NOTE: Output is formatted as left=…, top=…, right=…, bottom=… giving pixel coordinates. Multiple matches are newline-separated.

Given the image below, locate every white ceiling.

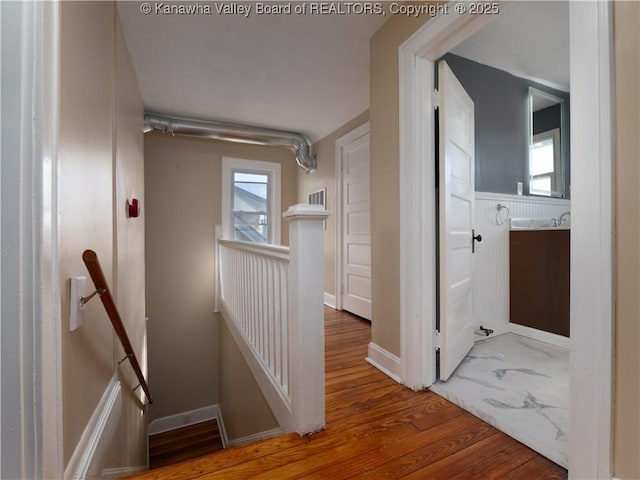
left=451, top=1, right=569, bottom=92
left=118, top=2, right=568, bottom=143
left=117, top=3, right=388, bottom=142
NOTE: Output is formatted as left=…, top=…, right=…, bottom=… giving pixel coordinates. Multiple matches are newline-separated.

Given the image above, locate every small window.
left=222, top=158, right=281, bottom=244
left=233, top=172, right=270, bottom=243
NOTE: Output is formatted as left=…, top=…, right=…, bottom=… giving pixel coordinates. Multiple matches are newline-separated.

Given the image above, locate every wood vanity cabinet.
left=509, top=230, right=570, bottom=337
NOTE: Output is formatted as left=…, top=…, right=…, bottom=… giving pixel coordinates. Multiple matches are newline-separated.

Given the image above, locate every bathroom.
left=429, top=1, right=571, bottom=469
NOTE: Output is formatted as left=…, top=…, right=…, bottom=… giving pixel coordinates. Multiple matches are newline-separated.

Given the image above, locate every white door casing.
left=398, top=2, right=613, bottom=478
left=336, top=123, right=371, bottom=320
left=437, top=61, right=476, bottom=381
left=1, top=1, right=64, bottom=477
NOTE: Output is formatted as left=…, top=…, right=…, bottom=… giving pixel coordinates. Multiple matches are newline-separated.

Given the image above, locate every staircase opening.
left=148, top=419, right=223, bottom=469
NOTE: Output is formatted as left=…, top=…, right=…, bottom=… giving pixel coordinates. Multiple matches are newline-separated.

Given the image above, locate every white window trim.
left=222, top=157, right=281, bottom=245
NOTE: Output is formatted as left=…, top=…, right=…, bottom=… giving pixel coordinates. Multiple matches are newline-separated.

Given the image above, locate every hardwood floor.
left=128, top=308, right=567, bottom=479
left=149, top=419, right=223, bottom=469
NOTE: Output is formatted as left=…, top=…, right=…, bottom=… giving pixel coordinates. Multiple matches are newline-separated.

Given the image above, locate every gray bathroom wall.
left=533, top=104, right=562, bottom=135
left=441, top=54, right=570, bottom=197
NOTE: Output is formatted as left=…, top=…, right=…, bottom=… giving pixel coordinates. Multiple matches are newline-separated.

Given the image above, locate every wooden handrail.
left=82, top=249, right=153, bottom=404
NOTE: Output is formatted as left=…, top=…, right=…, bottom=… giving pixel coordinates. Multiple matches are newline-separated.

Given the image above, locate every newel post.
left=284, top=204, right=329, bottom=435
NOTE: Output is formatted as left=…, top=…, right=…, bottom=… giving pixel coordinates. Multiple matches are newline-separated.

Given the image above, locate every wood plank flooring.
left=149, top=419, right=223, bottom=469
left=128, top=308, right=567, bottom=479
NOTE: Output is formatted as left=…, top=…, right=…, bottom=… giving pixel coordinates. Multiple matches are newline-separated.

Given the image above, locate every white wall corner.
left=323, top=292, right=336, bottom=309
left=366, top=342, right=402, bottom=384
left=64, top=375, right=122, bottom=480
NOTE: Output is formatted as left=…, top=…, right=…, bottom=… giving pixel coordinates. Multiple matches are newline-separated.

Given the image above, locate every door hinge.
left=432, top=89, right=440, bottom=109
left=434, top=330, right=441, bottom=351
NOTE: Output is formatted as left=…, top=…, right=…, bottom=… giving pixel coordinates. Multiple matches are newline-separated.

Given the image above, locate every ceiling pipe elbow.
left=144, top=113, right=317, bottom=174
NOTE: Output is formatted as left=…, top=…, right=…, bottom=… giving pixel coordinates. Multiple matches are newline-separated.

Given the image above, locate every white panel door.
left=341, top=129, right=372, bottom=320
left=438, top=61, right=476, bottom=381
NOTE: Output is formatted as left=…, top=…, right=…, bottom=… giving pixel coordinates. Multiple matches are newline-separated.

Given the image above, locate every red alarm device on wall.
left=127, top=198, right=140, bottom=218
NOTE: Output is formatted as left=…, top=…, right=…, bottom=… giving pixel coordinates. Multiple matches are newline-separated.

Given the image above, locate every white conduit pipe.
left=144, top=113, right=317, bottom=174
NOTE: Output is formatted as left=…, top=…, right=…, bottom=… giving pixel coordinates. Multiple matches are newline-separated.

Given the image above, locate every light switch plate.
left=70, top=276, right=87, bottom=331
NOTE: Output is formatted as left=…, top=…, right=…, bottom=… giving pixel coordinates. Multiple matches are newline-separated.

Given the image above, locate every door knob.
left=472, top=229, right=482, bottom=253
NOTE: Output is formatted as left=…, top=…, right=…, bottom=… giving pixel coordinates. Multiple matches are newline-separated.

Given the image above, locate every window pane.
left=235, top=172, right=268, bottom=183
left=531, top=176, right=552, bottom=196
left=530, top=138, right=555, bottom=176
left=233, top=171, right=270, bottom=243
left=234, top=213, right=269, bottom=243
left=233, top=172, right=268, bottom=212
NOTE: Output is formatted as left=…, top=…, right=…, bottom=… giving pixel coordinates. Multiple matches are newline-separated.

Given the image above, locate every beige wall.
left=218, top=319, right=278, bottom=440
left=369, top=13, right=429, bottom=355
left=297, top=110, right=369, bottom=297
left=108, top=10, right=148, bottom=469
left=59, top=1, right=146, bottom=470
left=144, top=134, right=299, bottom=422
left=613, top=2, right=640, bottom=478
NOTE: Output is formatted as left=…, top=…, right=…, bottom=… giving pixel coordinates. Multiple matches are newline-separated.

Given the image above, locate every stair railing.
left=82, top=249, right=153, bottom=404
left=216, top=204, right=329, bottom=435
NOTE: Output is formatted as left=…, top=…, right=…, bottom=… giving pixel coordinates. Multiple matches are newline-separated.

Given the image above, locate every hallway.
left=127, top=308, right=566, bottom=479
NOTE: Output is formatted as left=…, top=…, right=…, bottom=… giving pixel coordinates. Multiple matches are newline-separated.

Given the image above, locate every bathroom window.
left=222, top=157, right=281, bottom=244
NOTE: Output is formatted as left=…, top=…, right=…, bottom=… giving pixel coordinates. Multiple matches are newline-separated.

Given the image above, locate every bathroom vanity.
left=509, top=223, right=570, bottom=337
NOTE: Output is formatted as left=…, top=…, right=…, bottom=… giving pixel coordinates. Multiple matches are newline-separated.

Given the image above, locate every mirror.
left=528, top=88, right=566, bottom=198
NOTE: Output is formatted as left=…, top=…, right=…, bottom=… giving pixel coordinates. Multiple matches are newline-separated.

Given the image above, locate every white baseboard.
left=323, top=292, right=336, bottom=308
left=64, top=374, right=122, bottom=480
left=101, top=466, right=146, bottom=479
left=148, top=404, right=219, bottom=436
left=509, top=323, right=571, bottom=349
left=214, top=405, right=228, bottom=448
left=366, top=342, right=402, bottom=384
left=225, top=427, right=283, bottom=448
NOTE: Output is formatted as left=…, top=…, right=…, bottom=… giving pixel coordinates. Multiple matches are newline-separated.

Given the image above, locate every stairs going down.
left=149, top=419, right=224, bottom=469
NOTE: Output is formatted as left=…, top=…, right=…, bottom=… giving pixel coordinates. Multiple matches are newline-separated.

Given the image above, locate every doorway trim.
left=398, top=2, right=613, bottom=478
left=334, top=121, right=370, bottom=312
left=1, top=1, right=64, bottom=478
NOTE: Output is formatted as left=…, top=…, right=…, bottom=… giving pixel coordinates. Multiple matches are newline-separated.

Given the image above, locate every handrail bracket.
left=80, top=287, right=105, bottom=305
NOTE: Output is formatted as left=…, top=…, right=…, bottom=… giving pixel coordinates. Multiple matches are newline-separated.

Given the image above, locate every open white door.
left=438, top=61, right=477, bottom=381
left=339, top=125, right=372, bottom=320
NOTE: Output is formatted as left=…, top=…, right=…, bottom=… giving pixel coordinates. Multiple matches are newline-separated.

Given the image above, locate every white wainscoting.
left=473, top=192, right=571, bottom=337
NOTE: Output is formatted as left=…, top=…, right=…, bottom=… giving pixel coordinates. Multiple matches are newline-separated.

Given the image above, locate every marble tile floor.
left=430, top=332, right=569, bottom=468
